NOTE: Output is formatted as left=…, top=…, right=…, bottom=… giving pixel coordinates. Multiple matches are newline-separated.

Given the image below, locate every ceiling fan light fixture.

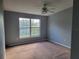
left=42, top=11, right=47, bottom=14
left=41, top=0, right=55, bottom=14
left=42, top=5, right=48, bottom=14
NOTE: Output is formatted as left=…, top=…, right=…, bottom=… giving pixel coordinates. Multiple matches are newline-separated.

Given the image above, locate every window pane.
left=31, top=28, right=40, bottom=37
left=19, top=17, right=30, bottom=38
left=31, top=19, right=40, bottom=27
left=19, top=18, right=30, bottom=27
left=19, top=27, right=30, bottom=38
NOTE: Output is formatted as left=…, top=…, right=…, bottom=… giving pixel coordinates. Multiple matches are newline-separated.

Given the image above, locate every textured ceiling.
left=3, top=0, right=73, bottom=16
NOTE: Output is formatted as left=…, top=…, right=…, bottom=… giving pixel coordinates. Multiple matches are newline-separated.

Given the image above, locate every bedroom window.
left=19, top=17, right=40, bottom=38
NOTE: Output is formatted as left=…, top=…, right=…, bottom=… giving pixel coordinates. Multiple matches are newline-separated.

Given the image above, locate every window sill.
left=19, top=37, right=41, bottom=40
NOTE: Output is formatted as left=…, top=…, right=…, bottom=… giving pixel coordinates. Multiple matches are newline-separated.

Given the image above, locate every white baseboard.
left=50, top=40, right=71, bottom=49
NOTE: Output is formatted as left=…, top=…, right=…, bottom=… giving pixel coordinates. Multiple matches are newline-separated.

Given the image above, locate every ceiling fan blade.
left=48, top=10, right=54, bottom=13
left=48, top=7, right=56, bottom=10
left=48, top=7, right=56, bottom=13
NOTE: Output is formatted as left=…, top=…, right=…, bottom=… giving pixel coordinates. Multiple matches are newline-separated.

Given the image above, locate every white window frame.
left=19, top=17, right=41, bottom=39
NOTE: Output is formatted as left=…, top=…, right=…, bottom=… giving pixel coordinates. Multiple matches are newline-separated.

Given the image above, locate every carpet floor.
left=6, top=42, right=70, bottom=59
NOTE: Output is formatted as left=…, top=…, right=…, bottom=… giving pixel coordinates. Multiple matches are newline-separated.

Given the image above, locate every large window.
left=19, top=17, right=40, bottom=38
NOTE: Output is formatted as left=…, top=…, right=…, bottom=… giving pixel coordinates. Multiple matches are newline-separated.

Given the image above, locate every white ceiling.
left=3, top=0, right=73, bottom=16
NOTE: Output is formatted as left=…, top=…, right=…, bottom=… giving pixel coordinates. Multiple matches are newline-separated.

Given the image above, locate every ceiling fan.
left=41, top=0, right=55, bottom=14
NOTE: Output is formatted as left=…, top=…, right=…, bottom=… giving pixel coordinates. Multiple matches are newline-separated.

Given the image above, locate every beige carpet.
left=6, top=42, right=70, bottom=59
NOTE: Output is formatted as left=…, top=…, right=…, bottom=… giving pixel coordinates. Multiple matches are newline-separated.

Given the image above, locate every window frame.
left=19, top=17, right=41, bottom=39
